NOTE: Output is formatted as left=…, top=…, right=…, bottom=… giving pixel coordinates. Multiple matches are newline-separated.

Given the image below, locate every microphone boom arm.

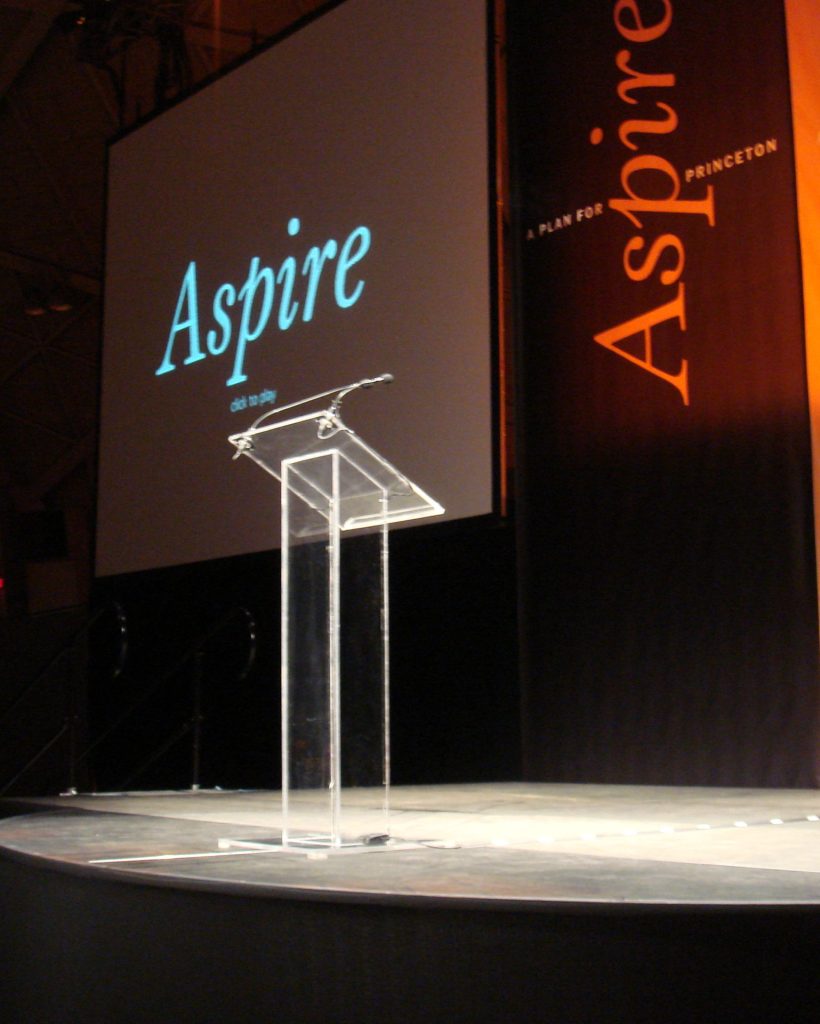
left=247, top=373, right=394, bottom=432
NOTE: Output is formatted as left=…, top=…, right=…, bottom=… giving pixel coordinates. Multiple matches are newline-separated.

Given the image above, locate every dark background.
left=89, top=516, right=520, bottom=793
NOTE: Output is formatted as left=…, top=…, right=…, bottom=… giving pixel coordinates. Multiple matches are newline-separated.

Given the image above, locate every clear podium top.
left=228, top=409, right=444, bottom=531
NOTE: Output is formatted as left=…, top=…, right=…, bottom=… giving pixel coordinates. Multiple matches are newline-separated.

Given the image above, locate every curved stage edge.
left=2, top=783, right=820, bottom=1023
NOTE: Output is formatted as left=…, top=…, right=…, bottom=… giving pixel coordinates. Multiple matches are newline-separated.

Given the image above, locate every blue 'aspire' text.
left=155, top=217, right=371, bottom=387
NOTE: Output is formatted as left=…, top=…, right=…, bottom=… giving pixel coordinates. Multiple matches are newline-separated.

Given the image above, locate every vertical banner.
left=512, top=0, right=820, bottom=785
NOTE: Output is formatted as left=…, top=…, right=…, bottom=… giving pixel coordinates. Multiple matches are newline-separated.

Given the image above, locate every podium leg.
left=281, top=452, right=389, bottom=848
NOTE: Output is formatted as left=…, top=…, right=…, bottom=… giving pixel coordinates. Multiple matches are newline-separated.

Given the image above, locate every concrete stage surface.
left=2, top=783, right=820, bottom=1021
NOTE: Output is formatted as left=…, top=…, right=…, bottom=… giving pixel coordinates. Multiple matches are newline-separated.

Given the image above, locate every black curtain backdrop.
left=90, top=520, right=520, bottom=793
left=510, top=0, right=820, bottom=785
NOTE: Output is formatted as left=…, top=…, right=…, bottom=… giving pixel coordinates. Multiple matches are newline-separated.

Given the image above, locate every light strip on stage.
left=89, top=849, right=281, bottom=865
left=84, top=811, right=820, bottom=865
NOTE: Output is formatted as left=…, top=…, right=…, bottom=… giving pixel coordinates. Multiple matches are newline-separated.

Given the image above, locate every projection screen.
left=96, top=0, right=495, bottom=577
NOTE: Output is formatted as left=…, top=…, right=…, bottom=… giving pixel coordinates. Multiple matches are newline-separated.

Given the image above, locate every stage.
left=2, top=783, right=820, bottom=1021
left=2, top=782, right=820, bottom=904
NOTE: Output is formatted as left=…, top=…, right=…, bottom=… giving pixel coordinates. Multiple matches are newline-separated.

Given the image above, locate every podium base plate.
left=217, top=835, right=441, bottom=858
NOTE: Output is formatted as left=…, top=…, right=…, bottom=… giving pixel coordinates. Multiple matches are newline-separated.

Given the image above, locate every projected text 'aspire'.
left=156, top=217, right=371, bottom=387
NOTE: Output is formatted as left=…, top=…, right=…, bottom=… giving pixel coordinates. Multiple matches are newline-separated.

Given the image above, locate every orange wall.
left=785, top=0, right=820, bottom=618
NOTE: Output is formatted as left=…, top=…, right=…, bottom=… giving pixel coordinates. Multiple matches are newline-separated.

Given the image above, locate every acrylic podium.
left=227, top=383, right=443, bottom=850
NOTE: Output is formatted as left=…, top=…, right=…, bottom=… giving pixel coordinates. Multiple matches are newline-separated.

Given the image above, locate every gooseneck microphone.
left=246, top=372, right=394, bottom=432
left=329, top=372, right=394, bottom=415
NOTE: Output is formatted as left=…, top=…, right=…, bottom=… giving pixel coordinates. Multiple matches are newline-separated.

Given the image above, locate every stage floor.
left=2, top=782, right=820, bottom=907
